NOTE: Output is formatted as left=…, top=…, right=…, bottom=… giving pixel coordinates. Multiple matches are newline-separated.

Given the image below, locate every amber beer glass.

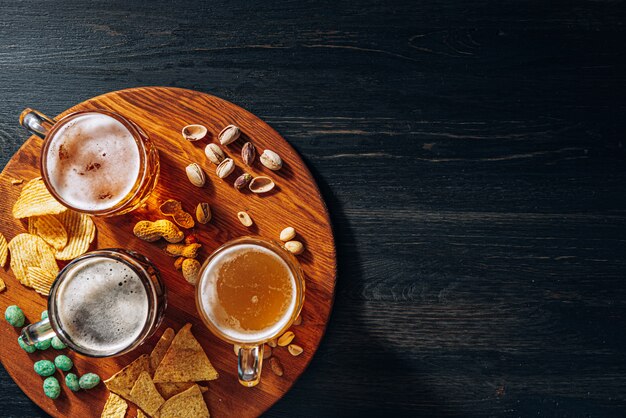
left=196, top=237, right=305, bottom=387
left=19, top=108, right=159, bottom=216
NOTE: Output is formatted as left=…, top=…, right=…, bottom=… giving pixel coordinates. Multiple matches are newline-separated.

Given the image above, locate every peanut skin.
left=165, top=243, right=201, bottom=258
left=133, top=220, right=184, bottom=243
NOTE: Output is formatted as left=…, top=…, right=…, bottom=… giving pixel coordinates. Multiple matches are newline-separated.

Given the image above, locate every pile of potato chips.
left=2, top=177, right=96, bottom=295
left=102, top=323, right=217, bottom=418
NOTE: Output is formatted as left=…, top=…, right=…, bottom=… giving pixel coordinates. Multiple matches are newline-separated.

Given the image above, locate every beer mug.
left=19, top=108, right=159, bottom=216
left=21, top=249, right=166, bottom=357
left=195, top=237, right=305, bottom=387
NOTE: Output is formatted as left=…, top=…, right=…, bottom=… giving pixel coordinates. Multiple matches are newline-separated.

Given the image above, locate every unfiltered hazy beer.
left=44, top=113, right=141, bottom=212
left=54, top=256, right=149, bottom=356
left=198, top=244, right=297, bottom=343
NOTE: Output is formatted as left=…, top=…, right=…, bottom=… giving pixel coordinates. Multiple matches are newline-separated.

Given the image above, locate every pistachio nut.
left=196, top=202, right=211, bottom=224
left=185, top=163, right=206, bottom=187
left=237, top=211, right=254, bottom=227
left=218, top=124, right=241, bottom=145
left=234, top=173, right=252, bottom=190
left=260, top=149, right=282, bottom=171
left=216, top=158, right=235, bottom=178
left=205, top=143, right=225, bottom=165
left=241, top=142, right=256, bottom=166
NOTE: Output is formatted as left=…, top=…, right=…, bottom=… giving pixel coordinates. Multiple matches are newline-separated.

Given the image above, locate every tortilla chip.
left=0, top=233, right=8, bottom=268
left=130, top=371, right=165, bottom=416
left=8, top=233, right=59, bottom=286
left=27, top=266, right=57, bottom=296
left=155, top=382, right=208, bottom=400
left=153, top=324, right=218, bottom=383
left=137, top=410, right=148, bottom=418
left=157, top=385, right=209, bottom=418
left=54, top=210, right=96, bottom=260
left=12, top=177, right=67, bottom=219
left=149, top=328, right=175, bottom=375
left=29, top=215, right=68, bottom=251
left=101, top=392, right=128, bottom=418
left=104, top=354, right=150, bottom=399
left=0, top=278, right=6, bottom=293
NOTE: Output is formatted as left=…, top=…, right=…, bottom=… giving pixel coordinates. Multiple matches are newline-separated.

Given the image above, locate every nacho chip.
left=27, top=266, right=57, bottom=296
left=12, top=177, right=67, bottom=219
left=0, top=278, right=6, bottom=293
left=130, top=371, right=165, bottom=416
left=156, top=382, right=208, bottom=400
left=54, top=210, right=96, bottom=260
left=153, top=324, right=218, bottom=383
left=137, top=410, right=148, bottom=418
left=157, top=384, right=209, bottom=418
left=0, top=233, right=8, bottom=268
left=8, top=233, right=59, bottom=286
left=149, top=328, right=175, bottom=375
left=101, top=392, right=128, bottom=418
left=29, top=215, right=68, bottom=251
left=104, top=354, right=150, bottom=399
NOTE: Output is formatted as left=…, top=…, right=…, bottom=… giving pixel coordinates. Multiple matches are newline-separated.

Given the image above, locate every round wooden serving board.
left=0, top=87, right=336, bottom=417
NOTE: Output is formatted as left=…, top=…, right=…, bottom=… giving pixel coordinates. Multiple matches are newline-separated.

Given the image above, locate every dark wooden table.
left=1, top=1, right=625, bottom=417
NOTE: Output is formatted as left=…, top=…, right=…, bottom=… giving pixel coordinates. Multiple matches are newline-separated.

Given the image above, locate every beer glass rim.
left=48, top=248, right=165, bottom=357
left=195, top=236, right=305, bottom=346
left=39, top=109, right=149, bottom=216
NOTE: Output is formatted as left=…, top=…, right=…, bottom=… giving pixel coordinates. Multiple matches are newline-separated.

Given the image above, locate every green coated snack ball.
left=35, top=339, right=52, bottom=351
left=34, top=360, right=55, bottom=377
left=78, top=373, right=100, bottom=390
left=54, top=355, right=73, bottom=372
left=43, top=376, right=61, bottom=399
left=18, top=335, right=36, bottom=353
left=65, top=373, right=80, bottom=392
left=51, top=336, right=67, bottom=350
left=41, top=310, right=48, bottom=320
left=5, top=305, right=25, bottom=327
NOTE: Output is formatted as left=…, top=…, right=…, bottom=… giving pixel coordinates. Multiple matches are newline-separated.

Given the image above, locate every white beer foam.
left=199, top=244, right=297, bottom=343
left=45, top=113, right=140, bottom=211
left=55, top=257, right=149, bottom=355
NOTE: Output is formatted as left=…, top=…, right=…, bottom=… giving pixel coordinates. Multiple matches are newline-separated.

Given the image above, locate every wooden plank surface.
left=0, top=0, right=625, bottom=416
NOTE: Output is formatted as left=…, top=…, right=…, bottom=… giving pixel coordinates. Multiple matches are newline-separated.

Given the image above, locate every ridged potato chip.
left=0, top=278, right=6, bottom=293
left=54, top=211, right=96, bottom=260
left=12, top=177, right=67, bottom=219
left=0, top=233, right=7, bottom=267
left=8, top=233, right=59, bottom=286
left=28, top=215, right=68, bottom=251
left=27, top=266, right=57, bottom=296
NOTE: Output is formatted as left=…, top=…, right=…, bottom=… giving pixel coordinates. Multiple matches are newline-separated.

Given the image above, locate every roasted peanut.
left=165, top=243, right=201, bottom=258
left=133, top=220, right=184, bottom=243
left=182, top=259, right=201, bottom=285
left=174, top=257, right=185, bottom=270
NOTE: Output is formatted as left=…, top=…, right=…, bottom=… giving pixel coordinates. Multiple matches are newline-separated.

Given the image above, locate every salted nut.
left=241, top=142, right=256, bottom=166
left=218, top=125, right=241, bottom=145
left=196, top=202, right=211, bottom=224
left=185, top=163, right=206, bottom=187
left=280, top=227, right=296, bottom=242
left=181, top=124, right=208, bottom=142
left=248, top=176, right=275, bottom=194
left=234, top=173, right=252, bottom=190
left=216, top=158, right=235, bottom=178
left=260, top=149, right=282, bottom=171
left=205, top=143, right=225, bottom=165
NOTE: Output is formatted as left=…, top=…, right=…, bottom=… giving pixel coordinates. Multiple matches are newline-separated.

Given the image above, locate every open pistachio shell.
left=248, top=176, right=275, bottom=194
left=181, top=124, right=208, bottom=142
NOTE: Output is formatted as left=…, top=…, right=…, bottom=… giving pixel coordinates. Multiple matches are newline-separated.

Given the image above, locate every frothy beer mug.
left=20, top=108, right=159, bottom=216
left=21, top=249, right=166, bottom=357
left=196, top=237, right=305, bottom=387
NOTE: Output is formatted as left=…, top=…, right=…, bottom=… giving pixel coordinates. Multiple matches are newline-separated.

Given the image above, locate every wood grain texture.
left=0, top=87, right=336, bottom=417
left=1, top=0, right=626, bottom=417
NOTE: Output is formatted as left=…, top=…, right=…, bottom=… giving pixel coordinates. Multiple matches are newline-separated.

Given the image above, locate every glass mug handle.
left=19, top=108, right=56, bottom=139
left=21, top=317, right=57, bottom=346
left=237, top=344, right=264, bottom=387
